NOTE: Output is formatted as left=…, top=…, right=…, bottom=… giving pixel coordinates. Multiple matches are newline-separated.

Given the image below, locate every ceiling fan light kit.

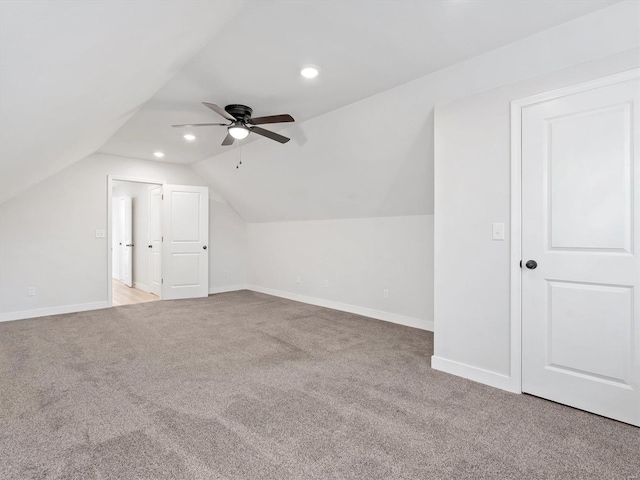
left=172, top=103, right=294, bottom=146
left=228, top=122, right=249, bottom=140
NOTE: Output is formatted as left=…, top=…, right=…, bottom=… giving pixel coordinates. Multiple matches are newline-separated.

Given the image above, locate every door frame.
left=106, top=175, right=166, bottom=307
left=509, top=68, right=639, bottom=394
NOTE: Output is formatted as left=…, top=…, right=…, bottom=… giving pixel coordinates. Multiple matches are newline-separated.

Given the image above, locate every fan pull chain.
left=236, top=138, right=242, bottom=169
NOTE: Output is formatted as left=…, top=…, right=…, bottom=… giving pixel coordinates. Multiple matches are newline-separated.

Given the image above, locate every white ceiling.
left=0, top=0, right=243, bottom=203
left=0, top=0, right=621, bottom=205
left=99, top=0, right=619, bottom=164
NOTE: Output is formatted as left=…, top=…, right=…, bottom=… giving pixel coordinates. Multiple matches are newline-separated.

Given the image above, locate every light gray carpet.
left=0, top=291, right=638, bottom=479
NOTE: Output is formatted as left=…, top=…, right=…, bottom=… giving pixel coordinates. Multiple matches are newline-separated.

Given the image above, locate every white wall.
left=247, top=215, right=433, bottom=330
left=433, top=50, right=640, bottom=391
left=209, top=199, right=248, bottom=291
left=0, top=153, right=247, bottom=320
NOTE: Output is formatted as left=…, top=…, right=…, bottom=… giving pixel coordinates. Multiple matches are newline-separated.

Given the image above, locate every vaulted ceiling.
left=0, top=0, right=243, bottom=203
left=0, top=0, right=623, bottom=211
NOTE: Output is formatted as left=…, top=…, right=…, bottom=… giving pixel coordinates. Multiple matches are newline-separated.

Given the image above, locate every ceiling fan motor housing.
left=225, top=104, right=253, bottom=122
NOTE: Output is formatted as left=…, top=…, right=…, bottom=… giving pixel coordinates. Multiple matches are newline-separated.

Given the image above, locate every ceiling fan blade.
left=250, top=126, right=290, bottom=144
left=172, top=123, right=228, bottom=128
left=221, top=132, right=235, bottom=146
left=202, top=102, right=236, bottom=121
left=249, top=114, right=295, bottom=125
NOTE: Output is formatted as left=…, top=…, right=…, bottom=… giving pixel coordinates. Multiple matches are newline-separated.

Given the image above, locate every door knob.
left=125, top=244, right=134, bottom=247
left=525, top=260, right=537, bottom=270
left=203, top=245, right=207, bottom=250
left=148, top=245, right=152, bottom=249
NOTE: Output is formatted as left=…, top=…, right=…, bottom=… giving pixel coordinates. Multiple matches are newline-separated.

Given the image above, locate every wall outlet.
left=296, top=275, right=301, bottom=284
left=95, top=229, right=106, bottom=238
left=383, top=289, right=389, bottom=299
left=27, top=287, right=36, bottom=297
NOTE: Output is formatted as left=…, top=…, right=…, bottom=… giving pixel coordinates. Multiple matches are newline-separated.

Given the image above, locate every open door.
left=162, top=185, right=209, bottom=300
left=149, top=186, right=162, bottom=297
left=119, top=196, right=133, bottom=288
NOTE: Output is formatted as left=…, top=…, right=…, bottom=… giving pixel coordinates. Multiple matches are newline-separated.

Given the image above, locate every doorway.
left=512, top=70, right=640, bottom=426
left=111, top=180, right=162, bottom=306
left=107, top=177, right=210, bottom=307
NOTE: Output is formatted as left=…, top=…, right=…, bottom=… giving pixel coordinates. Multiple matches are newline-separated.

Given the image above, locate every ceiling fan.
left=172, top=103, right=295, bottom=145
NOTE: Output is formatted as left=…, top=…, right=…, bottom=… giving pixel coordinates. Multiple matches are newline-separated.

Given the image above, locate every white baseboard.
left=247, top=285, right=433, bottom=332
left=133, top=282, right=150, bottom=293
left=209, top=284, right=248, bottom=295
left=0, top=301, right=111, bottom=323
left=431, top=355, right=521, bottom=393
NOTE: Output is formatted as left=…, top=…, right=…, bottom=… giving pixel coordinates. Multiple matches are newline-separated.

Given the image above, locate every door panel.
left=119, top=196, right=133, bottom=288
left=521, top=74, right=639, bottom=426
left=112, top=197, right=121, bottom=280
left=149, top=186, right=162, bottom=297
left=170, top=191, right=201, bottom=241
left=547, top=104, right=632, bottom=252
left=546, top=280, right=632, bottom=385
left=170, top=253, right=201, bottom=286
left=162, top=185, right=208, bottom=300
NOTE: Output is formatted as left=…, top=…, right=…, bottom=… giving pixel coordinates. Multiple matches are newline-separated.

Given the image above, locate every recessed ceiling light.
left=154, top=151, right=165, bottom=158
left=183, top=134, right=196, bottom=141
left=300, top=66, right=319, bottom=79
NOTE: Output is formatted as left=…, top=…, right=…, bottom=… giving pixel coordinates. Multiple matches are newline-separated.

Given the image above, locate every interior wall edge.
left=209, top=285, right=248, bottom=295
left=132, top=282, right=151, bottom=293
left=430, top=356, right=520, bottom=393
left=247, top=285, right=434, bottom=332
left=0, top=301, right=110, bottom=323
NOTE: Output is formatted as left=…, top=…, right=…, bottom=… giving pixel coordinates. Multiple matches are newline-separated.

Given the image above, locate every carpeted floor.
left=0, top=291, right=638, bottom=479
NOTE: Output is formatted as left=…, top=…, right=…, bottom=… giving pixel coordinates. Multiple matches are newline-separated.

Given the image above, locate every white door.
left=118, top=196, right=133, bottom=288
left=149, top=186, right=162, bottom=297
left=112, top=197, right=121, bottom=280
left=521, top=73, right=640, bottom=426
left=162, top=184, right=209, bottom=300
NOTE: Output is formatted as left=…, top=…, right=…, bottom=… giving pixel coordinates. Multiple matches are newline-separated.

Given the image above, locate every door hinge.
left=162, top=194, right=164, bottom=200
left=162, top=279, right=163, bottom=284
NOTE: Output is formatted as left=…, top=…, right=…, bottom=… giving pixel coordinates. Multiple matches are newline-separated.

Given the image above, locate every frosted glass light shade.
left=229, top=126, right=249, bottom=139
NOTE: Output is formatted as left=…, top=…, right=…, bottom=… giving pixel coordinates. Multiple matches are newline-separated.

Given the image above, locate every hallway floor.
left=112, top=279, right=159, bottom=306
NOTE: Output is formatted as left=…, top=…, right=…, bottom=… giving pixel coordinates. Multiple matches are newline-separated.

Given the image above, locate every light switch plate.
left=492, top=223, right=505, bottom=240
left=95, top=229, right=106, bottom=238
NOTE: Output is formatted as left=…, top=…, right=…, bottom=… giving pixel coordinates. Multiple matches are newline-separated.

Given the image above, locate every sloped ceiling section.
left=0, top=0, right=243, bottom=203
left=192, top=80, right=435, bottom=223
left=99, top=0, right=619, bottom=164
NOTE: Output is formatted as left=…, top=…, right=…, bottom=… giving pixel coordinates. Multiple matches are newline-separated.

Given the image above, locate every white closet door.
left=162, top=185, right=209, bottom=300
left=119, top=196, right=133, bottom=288
left=521, top=74, right=639, bottom=426
left=149, top=186, right=162, bottom=297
